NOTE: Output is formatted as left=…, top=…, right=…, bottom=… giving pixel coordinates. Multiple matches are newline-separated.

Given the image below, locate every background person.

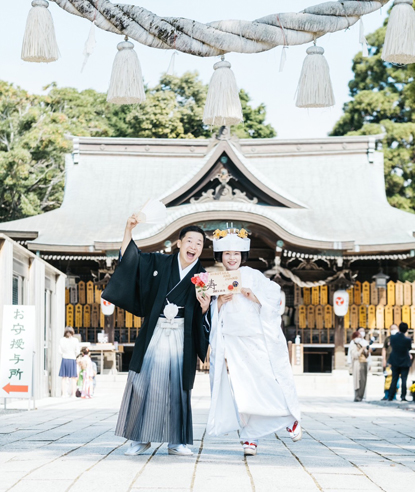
left=58, top=327, right=80, bottom=397
left=382, top=324, right=399, bottom=401
left=388, top=322, right=412, bottom=402
left=91, top=357, right=98, bottom=396
left=349, top=331, right=370, bottom=402
left=80, top=347, right=94, bottom=399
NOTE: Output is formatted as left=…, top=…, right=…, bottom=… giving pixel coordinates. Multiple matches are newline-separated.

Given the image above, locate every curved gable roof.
left=1, top=134, right=415, bottom=254
left=160, top=140, right=306, bottom=209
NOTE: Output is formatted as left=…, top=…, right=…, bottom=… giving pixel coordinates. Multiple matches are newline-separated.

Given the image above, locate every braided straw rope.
left=53, top=0, right=390, bottom=56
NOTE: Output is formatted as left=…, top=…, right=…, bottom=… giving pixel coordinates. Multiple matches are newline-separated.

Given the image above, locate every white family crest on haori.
left=212, top=227, right=250, bottom=252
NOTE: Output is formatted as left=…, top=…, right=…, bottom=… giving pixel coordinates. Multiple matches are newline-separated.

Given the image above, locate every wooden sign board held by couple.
left=191, top=271, right=242, bottom=297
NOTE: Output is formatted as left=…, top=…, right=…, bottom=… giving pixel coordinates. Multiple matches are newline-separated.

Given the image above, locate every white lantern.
left=333, top=290, right=349, bottom=317
left=279, top=290, right=286, bottom=316
left=101, top=296, right=115, bottom=316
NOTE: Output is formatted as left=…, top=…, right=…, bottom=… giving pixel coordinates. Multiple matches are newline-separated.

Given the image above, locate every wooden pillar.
left=104, top=314, right=115, bottom=343
left=334, top=315, right=346, bottom=370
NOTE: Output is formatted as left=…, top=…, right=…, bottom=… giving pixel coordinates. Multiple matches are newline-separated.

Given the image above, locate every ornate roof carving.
left=190, top=168, right=258, bottom=205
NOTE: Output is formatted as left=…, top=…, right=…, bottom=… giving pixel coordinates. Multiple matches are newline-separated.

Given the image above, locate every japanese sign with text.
left=192, top=270, right=242, bottom=296
left=0, top=305, right=35, bottom=399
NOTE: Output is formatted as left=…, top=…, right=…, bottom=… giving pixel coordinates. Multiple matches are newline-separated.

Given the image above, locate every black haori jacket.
left=102, top=239, right=209, bottom=391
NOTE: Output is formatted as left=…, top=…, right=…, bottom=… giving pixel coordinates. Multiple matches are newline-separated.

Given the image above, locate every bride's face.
left=222, top=251, right=241, bottom=271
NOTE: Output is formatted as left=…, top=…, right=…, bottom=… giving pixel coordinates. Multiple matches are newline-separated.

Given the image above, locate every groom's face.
left=177, top=231, right=204, bottom=267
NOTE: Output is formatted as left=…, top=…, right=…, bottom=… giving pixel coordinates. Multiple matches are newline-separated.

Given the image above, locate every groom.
left=102, top=214, right=210, bottom=456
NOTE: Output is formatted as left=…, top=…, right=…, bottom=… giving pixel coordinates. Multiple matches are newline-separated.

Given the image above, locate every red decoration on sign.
left=335, top=297, right=345, bottom=306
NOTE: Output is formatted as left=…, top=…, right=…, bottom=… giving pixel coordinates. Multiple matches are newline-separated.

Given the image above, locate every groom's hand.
left=126, top=214, right=140, bottom=231
left=197, top=293, right=211, bottom=314
left=121, top=214, right=142, bottom=255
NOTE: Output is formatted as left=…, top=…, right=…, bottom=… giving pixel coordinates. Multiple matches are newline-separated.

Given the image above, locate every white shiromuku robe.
left=207, top=266, right=301, bottom=440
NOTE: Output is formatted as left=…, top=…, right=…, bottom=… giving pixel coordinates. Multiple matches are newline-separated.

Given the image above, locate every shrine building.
left=1, top=131, right=415, bottom=374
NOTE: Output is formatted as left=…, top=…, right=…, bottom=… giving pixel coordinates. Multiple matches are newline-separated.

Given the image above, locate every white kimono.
left=207, top=266, right=301, bottom=440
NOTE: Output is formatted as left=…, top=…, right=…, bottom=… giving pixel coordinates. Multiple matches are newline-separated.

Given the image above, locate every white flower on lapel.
left=153, top=271, right=158, bottom=276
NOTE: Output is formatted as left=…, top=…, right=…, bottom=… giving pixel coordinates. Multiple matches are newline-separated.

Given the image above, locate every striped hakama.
left=115, top=317, right=192, bottom=445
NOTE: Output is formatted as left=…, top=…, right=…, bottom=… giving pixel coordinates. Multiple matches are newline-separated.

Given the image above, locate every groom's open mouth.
left=186, top=251, right=196, bottom=261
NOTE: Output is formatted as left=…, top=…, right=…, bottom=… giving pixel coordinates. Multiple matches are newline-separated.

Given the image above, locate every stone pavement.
left=1, top=373, right=415, bottom=492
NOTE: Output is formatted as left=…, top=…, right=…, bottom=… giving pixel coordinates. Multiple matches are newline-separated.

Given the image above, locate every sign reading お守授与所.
left=0, top=305, right=35, bottom=399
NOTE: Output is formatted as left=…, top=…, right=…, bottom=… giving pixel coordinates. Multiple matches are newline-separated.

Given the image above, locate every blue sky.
left=1, top=1, right=389, bottom=138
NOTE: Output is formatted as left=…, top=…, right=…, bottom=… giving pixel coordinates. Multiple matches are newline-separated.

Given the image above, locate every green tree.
left=331, top=9, right=415, bottom=212
left=0, top=72, right=276, bottom=221
left=0, top=82, right=112, bottom=222
left=112, top=72, right=276, bottom=139
left=234, top=89, right=277, bottom=139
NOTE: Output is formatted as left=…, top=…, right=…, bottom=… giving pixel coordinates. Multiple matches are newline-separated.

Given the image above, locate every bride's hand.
left=241, top=288, right=260, bottom=305
left=218, top=293, right=233, bottom=311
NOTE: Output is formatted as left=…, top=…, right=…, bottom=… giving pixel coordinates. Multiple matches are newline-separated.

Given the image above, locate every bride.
left=207, top=227, right=302, bottom=456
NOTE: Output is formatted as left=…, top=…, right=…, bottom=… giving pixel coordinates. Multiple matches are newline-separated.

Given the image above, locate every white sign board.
left=0, top=305, right=35, bottom=399
left=192, top=270, right=242, bottom=296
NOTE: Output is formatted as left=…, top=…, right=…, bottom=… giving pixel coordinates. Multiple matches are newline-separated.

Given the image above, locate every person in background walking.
left=91, top=357, right=98, bottom=396
left=80, top=347, right=94, bottom=399
left=382, top=324, right=399, bottom=401
left=58, top=327, right=80, bottom=397
left=388, top=322, right=413, bottom=402
left=349, top=331, right=370, bottom=402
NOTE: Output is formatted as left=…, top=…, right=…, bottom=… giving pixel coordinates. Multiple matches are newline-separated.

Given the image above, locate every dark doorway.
left=304, top=348, right=333, bottom=373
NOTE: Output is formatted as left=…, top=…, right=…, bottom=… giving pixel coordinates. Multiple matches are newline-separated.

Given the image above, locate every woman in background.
left=349, top=331, right=370, bottom=402
left=58, top=327, right=80, bottom=397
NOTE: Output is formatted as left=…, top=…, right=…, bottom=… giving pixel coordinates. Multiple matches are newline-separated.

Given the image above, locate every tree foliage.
left=0, top=72, right=276, bottom=222
left=331, top=10, right=415, bottom=213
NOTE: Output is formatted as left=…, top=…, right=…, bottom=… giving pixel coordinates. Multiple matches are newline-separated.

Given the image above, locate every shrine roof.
left=1, top=134, right=415, bottom=254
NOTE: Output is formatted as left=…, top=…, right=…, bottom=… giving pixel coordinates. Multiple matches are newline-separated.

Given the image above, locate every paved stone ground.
left=1, top=373, right=415, bottom=492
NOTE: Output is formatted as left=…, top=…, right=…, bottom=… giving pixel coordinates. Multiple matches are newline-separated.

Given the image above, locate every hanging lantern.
left=296, top=45, right=335, bottom=109
left=21, top=0, right=60, bottom=63
left=107, top=37, right=146, bottom=105
left=333, top=290, right=349, bottom=317
left=382, top=0, right=415, bottom=65
left=203, top=56, right=243, bottom=127
left=101, top=297, right=115, bottom=316
left=372, top=270, right=389, bottom=289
